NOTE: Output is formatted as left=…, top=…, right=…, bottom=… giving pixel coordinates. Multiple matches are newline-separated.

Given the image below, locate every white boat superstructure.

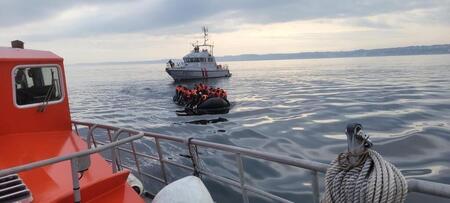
left=166, top=27, right=231, bottom=81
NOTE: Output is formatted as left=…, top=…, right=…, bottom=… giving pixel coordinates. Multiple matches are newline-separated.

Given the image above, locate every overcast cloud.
left=1, top=0, right=449, bottom=63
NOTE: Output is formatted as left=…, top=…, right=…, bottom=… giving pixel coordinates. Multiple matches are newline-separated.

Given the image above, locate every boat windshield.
left=13, top=66, right=62, bottom=106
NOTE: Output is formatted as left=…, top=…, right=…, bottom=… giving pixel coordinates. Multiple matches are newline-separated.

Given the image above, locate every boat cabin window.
left=185, top=58, right=208, bottom=63
left=13, top=66, right=63, bottom=106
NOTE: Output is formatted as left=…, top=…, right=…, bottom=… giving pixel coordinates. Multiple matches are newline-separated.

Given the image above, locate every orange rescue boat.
left=0, top=41, right=144, bottom=203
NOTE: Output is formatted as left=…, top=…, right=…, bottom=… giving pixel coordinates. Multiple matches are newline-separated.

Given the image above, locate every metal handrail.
left=71, top=120, right=450, bottom=202
left=407, top=179, right=450, bottom=199
left=0, top=132, right=143, bottom=202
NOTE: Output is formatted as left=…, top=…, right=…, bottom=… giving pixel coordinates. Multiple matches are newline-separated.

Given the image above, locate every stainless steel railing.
left=0, top=131, right=143, bottom=203
left=72, top=120, right=450, bottom=202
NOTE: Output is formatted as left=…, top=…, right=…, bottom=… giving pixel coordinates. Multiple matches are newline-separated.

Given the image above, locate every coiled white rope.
left=322, top=149, right=407, bottom=203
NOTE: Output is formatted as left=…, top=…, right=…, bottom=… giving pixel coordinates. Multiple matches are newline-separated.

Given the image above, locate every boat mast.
left=202, top=26, right=213, bottom=55
left=202, top=26, right=208, bottom=46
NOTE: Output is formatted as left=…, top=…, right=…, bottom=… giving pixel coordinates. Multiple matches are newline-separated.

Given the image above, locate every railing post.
left=111, top=129, right=126, bottom=172
left=129, top=132, right=143, bottom=179
left=155, top=138, right=168, bottom=185
left=111, top=147, right=118, bottom=173
left=87, top=124, right=98, bottom=149
left=70, top=158, right=81, bottom=203
left=236, top=153, right=249, bottom=203
left=311, top=170, right=320, bottom=203
left=73, top=123, right=79, bottom=135
left=186, top=138, right=201, bottom=177
left=106, top=129, right=113, bottom=142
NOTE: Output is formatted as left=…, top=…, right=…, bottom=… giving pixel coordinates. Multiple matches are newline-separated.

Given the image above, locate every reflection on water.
left=67, top=55, right=450, bottom=202
left=185, top=117, right=228, bottom=125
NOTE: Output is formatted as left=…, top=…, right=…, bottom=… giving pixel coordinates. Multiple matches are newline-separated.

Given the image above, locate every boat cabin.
left=183, top=47, right=216, bottom=64
left=0, top=47, right=70, bottom=134
left=0, top=44, right=143, bottom=203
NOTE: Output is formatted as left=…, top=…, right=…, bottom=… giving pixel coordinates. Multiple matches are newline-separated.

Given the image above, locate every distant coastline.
left=73, top=44, right=450, bottom=66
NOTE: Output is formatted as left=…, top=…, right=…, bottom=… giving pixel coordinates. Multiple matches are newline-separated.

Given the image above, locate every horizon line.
left=70, top=43, right=450, bottom=66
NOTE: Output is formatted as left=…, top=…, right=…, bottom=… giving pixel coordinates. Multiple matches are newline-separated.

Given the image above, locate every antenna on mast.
left=202, top=26, right=209, bottom=45
left=197, top=26, right=214, bottom=55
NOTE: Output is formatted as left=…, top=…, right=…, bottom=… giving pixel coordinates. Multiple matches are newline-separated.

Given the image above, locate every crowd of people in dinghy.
left=174, top=83, right=228, bottom=108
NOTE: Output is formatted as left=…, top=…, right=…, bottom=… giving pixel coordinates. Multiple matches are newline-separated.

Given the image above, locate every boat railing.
left=176, top=62, right=187, bottom=68
left=71, top=120, right=450, bottom=203
left=216, top=64, right=229, bottom=70
left=0, top=130, right=143, bottom=203
left=167, top=62, right=186, bottom=69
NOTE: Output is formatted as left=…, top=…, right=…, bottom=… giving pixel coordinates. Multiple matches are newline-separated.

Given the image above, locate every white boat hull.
left=166, top=68, right=231, bottom=81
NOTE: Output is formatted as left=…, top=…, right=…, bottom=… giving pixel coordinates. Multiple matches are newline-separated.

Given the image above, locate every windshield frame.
left=11, top=64, right=65, bottom=109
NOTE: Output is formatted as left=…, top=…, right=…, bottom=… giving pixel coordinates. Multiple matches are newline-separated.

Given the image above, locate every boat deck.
left=0, top=131, right=143, bottom=203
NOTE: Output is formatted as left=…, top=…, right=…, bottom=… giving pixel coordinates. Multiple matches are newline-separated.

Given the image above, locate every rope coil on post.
left=322, top=123, right=407, bottom=203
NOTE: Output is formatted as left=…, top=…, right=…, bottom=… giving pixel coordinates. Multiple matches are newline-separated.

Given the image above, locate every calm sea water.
left=67, top=55, right=450, bottom=202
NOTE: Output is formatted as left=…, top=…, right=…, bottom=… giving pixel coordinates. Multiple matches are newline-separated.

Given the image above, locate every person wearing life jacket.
left=175, top=86, right=183, bottom=104
left=180, top=88, right=189, bottom=104
left=189, top=89, right=194, bottom=100
left=174, top=86, right=180, bottom=102
left=187, top=90, right=198, bottom=108
left=221, top=89, right=228, bottom=100
left=177, top=85, right=184, bottom=100
left=190, top=90, right=201, bottom=107
left=215, top=88, right=220, bottom=97
left=208, top=89, right=215, bottom=98
left=200, top=94, right=208, bottom=105
left=178, top=86, right=183, bottom=101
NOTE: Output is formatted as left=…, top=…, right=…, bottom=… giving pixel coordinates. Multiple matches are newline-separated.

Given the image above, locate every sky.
left=1, top=0, right=449, bottom=64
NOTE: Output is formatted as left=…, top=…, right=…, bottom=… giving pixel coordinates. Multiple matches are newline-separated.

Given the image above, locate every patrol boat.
left=165, top=27, right=231, bottom=81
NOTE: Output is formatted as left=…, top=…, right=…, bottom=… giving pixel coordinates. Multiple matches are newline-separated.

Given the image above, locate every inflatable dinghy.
left=173, top=84, right=230, bottom=116
left=177, top=97, right=230, bottom=116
